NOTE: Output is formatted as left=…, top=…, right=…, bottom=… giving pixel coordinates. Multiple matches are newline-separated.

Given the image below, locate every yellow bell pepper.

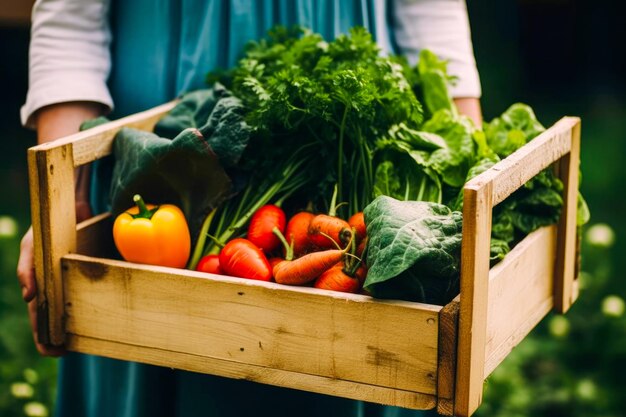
left=113, top=194, right=191, bottom=268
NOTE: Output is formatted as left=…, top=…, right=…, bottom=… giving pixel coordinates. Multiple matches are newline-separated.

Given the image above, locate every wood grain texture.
left=437, top=297, right=460, bottom=416
left=484, top=226, right=557, bottom=377
left=62, top=254, right=441, bottom=396
left=76, top=213, right=113, bottom=257
left=30, top=101, right=177, bottom=167
left=27, top=101, right=174, bottom=345
left=66, top=333, right=437, bottom=410
left=477, top=117, right=578, bottom=206
left=28, top=144, right=77, bottom=346
left=455, top=182, right=493, bottom=417
left=553, top=119, right=581, bottom=313
left=453, top=117, right=580, bottom=416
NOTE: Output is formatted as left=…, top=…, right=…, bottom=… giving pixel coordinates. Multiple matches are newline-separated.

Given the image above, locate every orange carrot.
left=307, top=185, right=352, bottom=249
left=308, top=214, right=351, bottom=249
left=314, top=263, right=362, bottom=293
left=348, top=212, right=366, bottom=242
left=273, top=249, right=345, bottom=285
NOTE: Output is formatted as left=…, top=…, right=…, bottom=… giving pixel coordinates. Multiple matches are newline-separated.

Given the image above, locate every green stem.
left=357, top=130, right=373, bottom=210
left=404, top=176, right=411, bottom=201
left=417, top=175, right=426, bottom=202
left=187, top=209, right=216, bottom=270
left=337, top=106, right=349, bottom=209
left=273, top=227, right=293, bottom=261
left=207, top=144, right=315, bottom=255
left=132, top=194, right=155, bottom=219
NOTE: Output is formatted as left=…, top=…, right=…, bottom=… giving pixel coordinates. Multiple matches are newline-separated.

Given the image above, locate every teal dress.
left=58, top=1, right=432, bottom=416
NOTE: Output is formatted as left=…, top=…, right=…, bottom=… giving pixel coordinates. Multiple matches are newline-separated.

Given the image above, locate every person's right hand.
left=17, top=227, right=66, bottom=356
left=17, top=198, right=93, bottom=357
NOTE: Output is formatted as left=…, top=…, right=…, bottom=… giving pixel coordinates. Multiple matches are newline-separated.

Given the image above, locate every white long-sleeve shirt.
left=21, top=0, right=481, bottom=128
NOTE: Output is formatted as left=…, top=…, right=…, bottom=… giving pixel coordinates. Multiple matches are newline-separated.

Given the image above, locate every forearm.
left=34, top=102, right=104, bottom=212
left=35, top=101, right=103, bottom=143
left=454, top=97, right=482, bottom=128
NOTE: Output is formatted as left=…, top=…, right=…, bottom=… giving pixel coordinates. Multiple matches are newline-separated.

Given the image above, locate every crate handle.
left=453, top=117, right=581, bottom=417
left=27, top=102, right=177, bottom=346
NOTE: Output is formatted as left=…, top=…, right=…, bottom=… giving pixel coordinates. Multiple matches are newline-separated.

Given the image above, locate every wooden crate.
left=27, top=102, right=581, bottom=417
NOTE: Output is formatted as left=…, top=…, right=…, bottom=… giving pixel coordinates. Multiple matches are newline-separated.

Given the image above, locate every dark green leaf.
left=109, top=127, right=232, bottom=242
left=154, top=84, right=252, bottom=167
left=363, top=196, right=463, bottom=304
left=484, top=103, right=545, bottom=157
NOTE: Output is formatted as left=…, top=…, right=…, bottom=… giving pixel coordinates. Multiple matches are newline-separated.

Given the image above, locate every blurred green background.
left=1, top=1, right=624, bottom=416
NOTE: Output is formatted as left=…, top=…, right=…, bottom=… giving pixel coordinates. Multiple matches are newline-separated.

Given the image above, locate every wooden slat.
left=475, top=117, right=578, bottom=206
left=454, top=117, right=580, bottom=416
left=66, top=333, right=437, bottom=410
left=455, top=182, right=493, bottom=417
left=553, top=119, right=581, bottom=313
left=437, top=296, right=460, bottom=416
left=28, top=144, right=77, bottom=346
left=62, top=254, right=441, bottom=396
left=31, top=101, right=177, bottom=167
left=484, top=226, right=557, bottom=376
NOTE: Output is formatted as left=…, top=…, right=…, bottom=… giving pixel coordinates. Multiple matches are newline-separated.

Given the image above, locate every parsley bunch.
left=221, top=26, right=424, bottom=215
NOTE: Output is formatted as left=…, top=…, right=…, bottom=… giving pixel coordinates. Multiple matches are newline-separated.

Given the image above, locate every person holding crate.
left=18, top=0, right=482, bottom=416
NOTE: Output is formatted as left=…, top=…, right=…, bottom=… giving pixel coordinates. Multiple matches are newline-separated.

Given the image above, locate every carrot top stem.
left=273, top=226, right=294, bottom=261
left=318, top=231, right=342, bottom=251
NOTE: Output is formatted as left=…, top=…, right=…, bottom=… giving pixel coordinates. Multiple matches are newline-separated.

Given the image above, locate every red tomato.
left=285, top=211, right=315, bottom=256
left=196, top=254, right=223, bottom=275
left=219, top=238, right=272, bottom=281
left=247, top=205, right=287, bottom=252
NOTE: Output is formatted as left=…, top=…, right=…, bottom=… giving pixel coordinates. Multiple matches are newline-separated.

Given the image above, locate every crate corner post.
left=454, top=181, right=493, bottom=417
left=553, top=117, right=582, bottom=314
left=28, top=142, right=77, bottom=347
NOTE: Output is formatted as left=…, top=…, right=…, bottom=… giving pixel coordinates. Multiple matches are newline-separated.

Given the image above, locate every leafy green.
left=223, top=26, right=424, bottom=215
left=103, top=25, right=590, bottom=306
left=422, top=109, right=477, bottom=188
left=363, top=196, right=463, bottom=304
left=373, top=132, right=442, bottom=203
left=109, top=128, right=232, bottom=241
left=413, top=49, right=457, bottom=118
left=505, top=170, right=564, bottom=233
left=154, top=84, right=251, bottom=167
left=484, top=103, right=545, bottom=157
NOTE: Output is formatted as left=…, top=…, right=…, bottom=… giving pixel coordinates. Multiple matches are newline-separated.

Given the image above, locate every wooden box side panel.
left=483, top=226, right=557, bottom=377
left=62, top=254, right=441, bottom=396
left=67, top=334, right=437, bottom=410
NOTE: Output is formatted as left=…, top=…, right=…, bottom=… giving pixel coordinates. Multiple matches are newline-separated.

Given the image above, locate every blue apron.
left=57, top=1, right=433, bottom=415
